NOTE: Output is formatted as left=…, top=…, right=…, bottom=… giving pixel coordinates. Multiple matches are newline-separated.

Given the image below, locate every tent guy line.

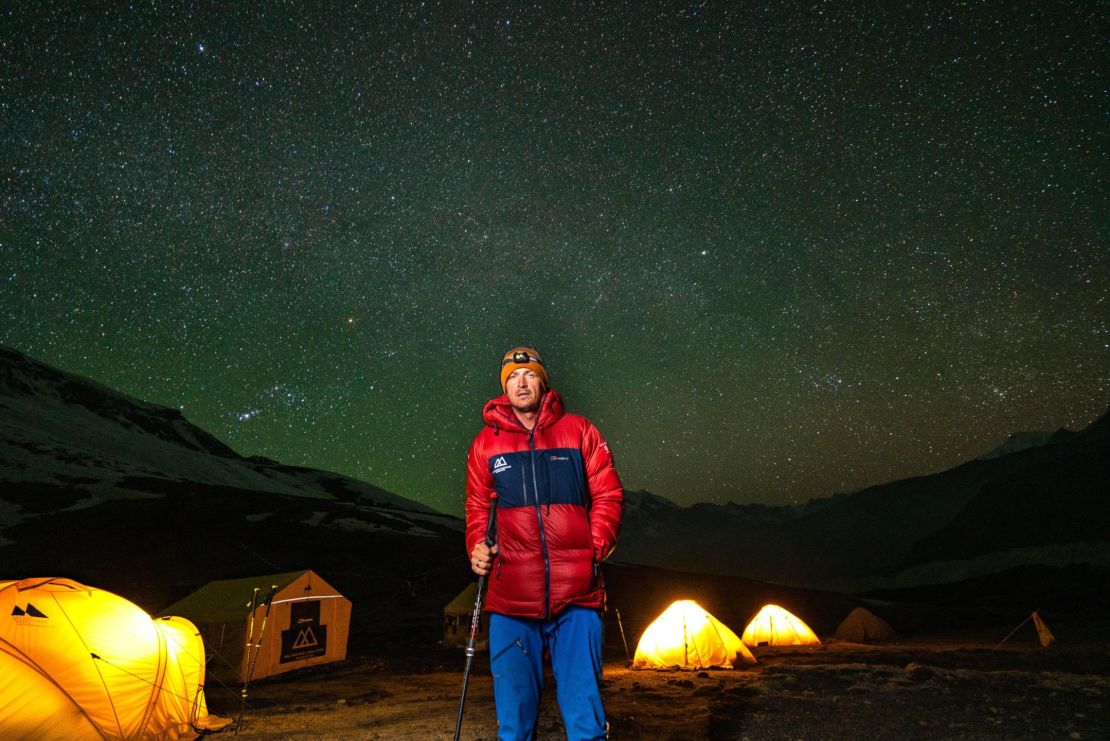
left=91, top=653, right=205, bottom=708
left=268, top=595, right=346, bottom=607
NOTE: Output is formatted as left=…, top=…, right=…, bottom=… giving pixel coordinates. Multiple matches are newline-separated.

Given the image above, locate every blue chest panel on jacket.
left=488, top=447, right=586, bottom=509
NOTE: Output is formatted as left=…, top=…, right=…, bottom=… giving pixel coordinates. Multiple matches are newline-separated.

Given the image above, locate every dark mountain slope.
left=900, top=412, right=1110, bottom=567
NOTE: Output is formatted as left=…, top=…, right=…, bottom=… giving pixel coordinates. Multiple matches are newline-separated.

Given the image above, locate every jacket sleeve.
left=582, top=421, right=623, bottom=560
left=464, top=432, right=495, bottom=555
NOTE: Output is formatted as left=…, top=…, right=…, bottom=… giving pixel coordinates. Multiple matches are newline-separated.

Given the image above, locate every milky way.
left=2, top=2, right=1106, bottom=514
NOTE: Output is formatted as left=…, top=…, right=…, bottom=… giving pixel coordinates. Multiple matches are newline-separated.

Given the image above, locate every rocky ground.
left=203, top=641, right=1110, bottom=740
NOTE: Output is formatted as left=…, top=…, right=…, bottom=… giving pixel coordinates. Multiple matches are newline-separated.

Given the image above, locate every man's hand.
left=470, top=542, right=498, bottom=576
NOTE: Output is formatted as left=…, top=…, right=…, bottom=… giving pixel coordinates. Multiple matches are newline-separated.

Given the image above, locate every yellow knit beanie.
left=500, top=346, right=548, bottom=392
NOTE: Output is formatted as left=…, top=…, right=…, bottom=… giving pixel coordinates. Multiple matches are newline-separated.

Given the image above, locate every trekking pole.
left=235, top=587, right=260, bottom=735
left=453, top=496, right=498, bottom=741
left=615, top=608, right=631, bottom=661
left=237, top=585, right=277, bottom=734
left=246, top=585, right=278, bottom=681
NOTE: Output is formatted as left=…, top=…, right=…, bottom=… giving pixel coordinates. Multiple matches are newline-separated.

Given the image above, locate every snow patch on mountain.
left=0, top=345, right=438, bottom=516
left=821, top=541, right=1110, bottom=592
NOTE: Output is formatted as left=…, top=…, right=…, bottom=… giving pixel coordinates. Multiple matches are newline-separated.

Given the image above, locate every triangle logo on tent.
left=11, top=603, right=48, bottom=619
left=291, top=626, right=319, bottom=650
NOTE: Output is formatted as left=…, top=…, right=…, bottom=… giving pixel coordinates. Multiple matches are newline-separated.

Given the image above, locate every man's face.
left=505, top=367, right=544, bottom=413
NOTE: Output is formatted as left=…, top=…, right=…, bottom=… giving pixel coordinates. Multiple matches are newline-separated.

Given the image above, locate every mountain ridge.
left=2, top=343, right=1106, bottom=598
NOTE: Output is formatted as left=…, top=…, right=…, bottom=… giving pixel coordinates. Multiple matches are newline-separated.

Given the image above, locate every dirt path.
left=213, top=645, right=1109, bottom=740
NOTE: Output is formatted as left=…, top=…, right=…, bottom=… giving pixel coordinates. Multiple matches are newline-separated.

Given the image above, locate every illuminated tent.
left=834, top=607, right=896, bottom=643
left=633, top=600, right=756, bottom=669
left=997, top=610, right=1056, bottom=649
left=742, top=604, right=822, bottom=647
left=444, top=582, right=488, bottom=650
left=160, top=570, right=351, bottom=682
left=0, top=577, right=230, bottom=740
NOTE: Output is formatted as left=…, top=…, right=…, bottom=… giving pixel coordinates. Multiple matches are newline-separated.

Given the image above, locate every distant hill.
left=0, top=344, right=444, bottom=520
left=618, top=409, right=1110, bottom=590
left=901, top=412, right=1110, bottom=567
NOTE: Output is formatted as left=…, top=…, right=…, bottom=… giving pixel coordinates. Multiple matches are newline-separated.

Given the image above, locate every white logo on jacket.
left=492, top=456, right=511, bottom=474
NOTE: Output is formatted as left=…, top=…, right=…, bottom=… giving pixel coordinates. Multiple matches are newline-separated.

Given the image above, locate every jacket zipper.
left=521, top=449, right=529, bottom=505
left=529, top=427, right=551, bottom=619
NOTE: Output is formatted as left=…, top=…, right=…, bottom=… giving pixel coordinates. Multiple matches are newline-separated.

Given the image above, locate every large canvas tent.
left=0, top=577, right=230, bottom=739
left=633, top=600, right=756, bottom=669
left=742, top=604, right=822, bottom=647
left=834, top=607, right=896, bottom=643
left=160, top=570, right=351, bottom=681
left=444, top=582, right=488, bottom=650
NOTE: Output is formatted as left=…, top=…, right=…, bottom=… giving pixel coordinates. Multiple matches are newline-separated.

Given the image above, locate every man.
left=466, top=346, right=623, bottom=741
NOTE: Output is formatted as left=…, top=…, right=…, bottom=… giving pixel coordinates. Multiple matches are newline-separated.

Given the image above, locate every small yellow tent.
left=834, top=607, right=896, bottom=643
left=160, top=569, right=351, bottom=681
left=444, top=582, right=488, bottom=650
left=996, top=610, right=1056, bottom=649
left=0, top=577, right=230, bottom=740
left=742, top=604, right=821, bottom=647
left=633, top=600, right=756, bottom=669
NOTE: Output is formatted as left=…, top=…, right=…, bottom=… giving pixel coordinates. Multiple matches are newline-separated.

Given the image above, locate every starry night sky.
left=2, top=2, right=1106, bottom=515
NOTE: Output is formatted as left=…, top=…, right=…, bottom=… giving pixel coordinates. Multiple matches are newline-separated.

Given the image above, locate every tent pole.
left=683, top=618, right=688, bottom=668
left=615, top=608, right=630, bottom=661
left=994, top=612, right=1034, bottom=650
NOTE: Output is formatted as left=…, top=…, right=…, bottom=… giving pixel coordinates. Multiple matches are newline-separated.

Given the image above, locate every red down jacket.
left=465, top=389, right=623, bottom=619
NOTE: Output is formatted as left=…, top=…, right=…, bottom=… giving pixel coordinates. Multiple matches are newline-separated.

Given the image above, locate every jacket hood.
left=482, top=388, right=565, bottom=432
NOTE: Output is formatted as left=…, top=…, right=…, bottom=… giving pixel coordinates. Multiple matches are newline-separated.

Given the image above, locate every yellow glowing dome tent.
left=742, top=603, right=822, bottom=647
left=0, top=577, right=230, bottom=740
left=633, top=600, right=756, bottom=669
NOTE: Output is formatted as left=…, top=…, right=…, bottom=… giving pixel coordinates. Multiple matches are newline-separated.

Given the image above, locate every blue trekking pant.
left=488, top=606, right=606, bottom=741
